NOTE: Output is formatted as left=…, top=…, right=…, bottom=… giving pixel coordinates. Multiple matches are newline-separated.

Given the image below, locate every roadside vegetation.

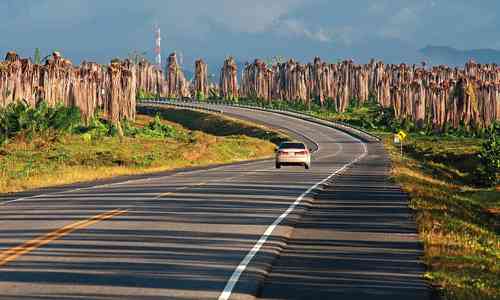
left=137, top=105, right=287, bottom=145
left=236, top=97, right=499, bottom=299
left=136, top=88, right=160, bottom=101
left=383, top=133, right=499, bottom=300
left=0, top=101, right=284, bottom=194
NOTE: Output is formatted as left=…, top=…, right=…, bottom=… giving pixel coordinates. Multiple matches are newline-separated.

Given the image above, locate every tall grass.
left=476, top=127, right=500, bottom=187
left=0, top=100, right=184, bottom=145
left=0, top=108, right=278, bottom=194
left=385, top=135, right=500, bottom=300
left=0, top=100, right=81, bottom=145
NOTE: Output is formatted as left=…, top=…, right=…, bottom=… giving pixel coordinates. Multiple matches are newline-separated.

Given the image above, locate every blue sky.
left=1, top=0, right=498, bottom=69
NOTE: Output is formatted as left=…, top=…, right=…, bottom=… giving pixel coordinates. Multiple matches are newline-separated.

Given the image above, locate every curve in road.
left=0, top=104, right=429, bottom=300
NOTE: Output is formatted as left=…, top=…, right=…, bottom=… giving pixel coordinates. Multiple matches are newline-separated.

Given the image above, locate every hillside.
left=421, top=46, right=500, bottom=65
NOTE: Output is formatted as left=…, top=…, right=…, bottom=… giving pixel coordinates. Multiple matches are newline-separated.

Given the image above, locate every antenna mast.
left=154, top=25, right=161, bottom=69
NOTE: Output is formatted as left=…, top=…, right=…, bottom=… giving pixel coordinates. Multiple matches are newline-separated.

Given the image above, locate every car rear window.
left=279, top=143, right=306, bottom=149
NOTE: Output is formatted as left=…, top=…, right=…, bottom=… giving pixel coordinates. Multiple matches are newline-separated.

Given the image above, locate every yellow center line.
left=158, top=187, right=188, bottom=198
left=157, top=182, right=207, bottom=198
left=0, top=208, right=128, bottom=267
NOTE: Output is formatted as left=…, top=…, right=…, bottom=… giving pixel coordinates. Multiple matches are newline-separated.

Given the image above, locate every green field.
left=0, top=104, right=285, bottom=194
left=383, top=134, right=499, bottom=300
left=2, top=98, right=498, bottom=298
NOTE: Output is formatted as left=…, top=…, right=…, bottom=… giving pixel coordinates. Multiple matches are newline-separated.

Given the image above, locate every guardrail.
left=140, top=99, right=225, bottom=114
left=139, top=98, right=381, bottom=143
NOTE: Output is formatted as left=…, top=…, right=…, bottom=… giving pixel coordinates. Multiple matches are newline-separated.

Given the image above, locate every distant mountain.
left=420, top=46, right=500, bottom=66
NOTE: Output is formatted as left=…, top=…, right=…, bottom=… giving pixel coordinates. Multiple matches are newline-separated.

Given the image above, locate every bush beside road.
left=383, top=134, right=499, bottom=300
left=0, top=103, right=284, bottom=194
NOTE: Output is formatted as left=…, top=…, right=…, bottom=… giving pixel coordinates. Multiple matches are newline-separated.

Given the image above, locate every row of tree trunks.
left=135, top=53, right=192, bottom=99
left=0, top=52, right=40, bottom=108
left=107, top=60, right=136, bottom=123
left=0, top=51, right=136, bottom=124
left=220, top=57, right=238, bottom=100
left=0, top=51, right=194, bottom=121
left=1, top=50, right=498, bottom=130
left=241, top=59, right=272, bottom=102
left=136, top=60, right=165, bottom=97
left=240, top=58, right=500, bottom=130
left=193, top=59, right=208, bottom=100
left=165, top=53, right=190, bottom=99
left=69, top=61, right=105, bottom=121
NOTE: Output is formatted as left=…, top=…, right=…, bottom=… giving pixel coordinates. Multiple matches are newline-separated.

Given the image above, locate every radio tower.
left=154, top=25, right=161, bottom=69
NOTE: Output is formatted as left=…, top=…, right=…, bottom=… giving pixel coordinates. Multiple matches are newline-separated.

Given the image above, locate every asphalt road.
left=0, top=105, right=430, bottom=300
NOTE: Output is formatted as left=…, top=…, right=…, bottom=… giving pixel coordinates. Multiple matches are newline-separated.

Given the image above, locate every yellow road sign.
left=397, top=130, right=407, bottom=141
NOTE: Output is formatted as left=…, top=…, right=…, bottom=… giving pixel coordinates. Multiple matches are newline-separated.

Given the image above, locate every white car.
left=275, top=142, right=311, bottom=169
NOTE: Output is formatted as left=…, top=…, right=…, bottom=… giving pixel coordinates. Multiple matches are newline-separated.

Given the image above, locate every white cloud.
left=1, top=0, right=499, bottom=64
left=0, top=0, right=305, bottom=35
left=212, top=0, right=304, bottom=33
left=0, top=0, right=93, bottom=29
left=378, top=5, right=423, bottom=40
left=368, top=1, right=390, bottom=14
left=275, top=19, right=334, bottom=43
left=140, top=0, right=305, bottom=36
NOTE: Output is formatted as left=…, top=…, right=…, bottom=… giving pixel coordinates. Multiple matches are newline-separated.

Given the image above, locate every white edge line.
left=1, top=108, right=322, bottom=207
left=218, top=138, right=367, bottom=300
left=1, top=154, right=304, bottom=206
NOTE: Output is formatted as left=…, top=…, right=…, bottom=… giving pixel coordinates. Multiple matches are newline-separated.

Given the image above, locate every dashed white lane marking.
left=218, top=138, right=367, bottom=300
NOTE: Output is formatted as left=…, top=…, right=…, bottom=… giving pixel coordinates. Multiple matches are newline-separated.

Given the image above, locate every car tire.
left=276, top=163, right=281, bottom=169
left=304, top=163, right=310, bottom=170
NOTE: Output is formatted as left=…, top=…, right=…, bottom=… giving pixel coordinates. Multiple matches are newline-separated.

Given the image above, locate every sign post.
left=394, top=130, right=407, bottom=156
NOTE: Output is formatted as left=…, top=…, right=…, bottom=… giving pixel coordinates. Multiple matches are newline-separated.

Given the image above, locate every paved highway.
left=0, top=105, right=430, bottom=300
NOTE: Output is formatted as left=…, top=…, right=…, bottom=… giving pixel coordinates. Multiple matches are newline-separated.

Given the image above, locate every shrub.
left=85, top=117, right=112, bottom=139
left=346, top=98, right=359, bottom=112
left=123, top=115, right=179, bottom=139
left=139, top=115, right=178, bottom=139
left=81, top=133, right=92, bottom=143
left=136, top=88, right=158, bottom=100
left=48, top=103, right=81, bottom=132
left=195, top=91, right=206, bottom=101
left=475, top=125, right=500, bottom=187
left=0, top=100, right=81, bottom=144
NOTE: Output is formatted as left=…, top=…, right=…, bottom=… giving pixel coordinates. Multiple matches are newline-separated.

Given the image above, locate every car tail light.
left=278, top=150, right=289, bottom=155
left=295, top=151, right=307, bottom=155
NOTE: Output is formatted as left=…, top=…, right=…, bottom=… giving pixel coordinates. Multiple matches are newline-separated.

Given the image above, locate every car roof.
left=279, top=142, right=306, bottom=148
left=280, top=141, right=305, bottom=145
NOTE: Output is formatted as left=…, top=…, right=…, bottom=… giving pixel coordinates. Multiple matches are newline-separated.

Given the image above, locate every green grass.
left=0, top=108, right=284, bottom=194
left=380, top=133, right=500, bottom=300
left=137, top=105, right=288, bottom=145
left=237, top=97, right=499, bottom=299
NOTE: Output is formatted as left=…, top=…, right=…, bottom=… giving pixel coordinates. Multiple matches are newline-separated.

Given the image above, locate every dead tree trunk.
left=193, top=59, right=208, bottom=100
left=166, top=53, right=190, bottom=99
left=220, top=57, right=239, bottom=101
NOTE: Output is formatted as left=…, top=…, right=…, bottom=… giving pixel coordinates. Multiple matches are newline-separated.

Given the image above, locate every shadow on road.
left=257, top=144, right=431, bottom=300
left=0, top=167, right=323, bottom=300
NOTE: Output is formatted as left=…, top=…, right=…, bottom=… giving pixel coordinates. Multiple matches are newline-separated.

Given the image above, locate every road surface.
left=0, top=104, right=430, bottom=300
